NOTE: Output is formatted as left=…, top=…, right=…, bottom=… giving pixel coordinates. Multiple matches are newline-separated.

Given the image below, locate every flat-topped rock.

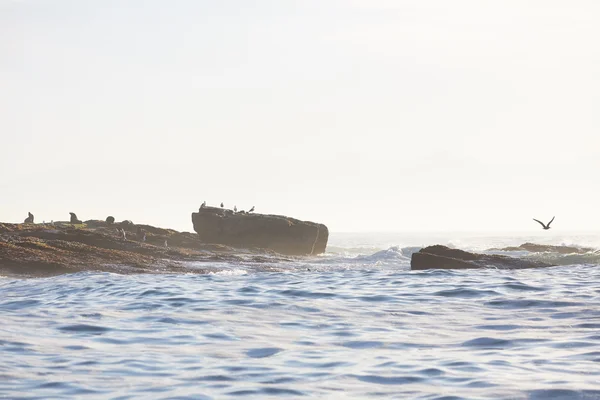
left=411, top=245, right=555, bottom=270
left=192, top=207, right=328, bottom=256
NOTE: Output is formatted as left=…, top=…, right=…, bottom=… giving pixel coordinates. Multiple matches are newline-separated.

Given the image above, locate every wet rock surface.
left=488, top=242, right=595, bottom=254
left=0, top=221, right=285, bottom=277
left=411, top=245, right=556, bottom=270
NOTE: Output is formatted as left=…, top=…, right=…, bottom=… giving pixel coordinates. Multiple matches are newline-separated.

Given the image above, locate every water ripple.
left=246, top=348, right=282, bottom=358
left=58, top=324, right=111, bottom=334
left=1, top=264, right=599, bottom=399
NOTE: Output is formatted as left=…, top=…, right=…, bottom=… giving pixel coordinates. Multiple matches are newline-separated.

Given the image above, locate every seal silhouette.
left=69, top=212, right=82, bottom=224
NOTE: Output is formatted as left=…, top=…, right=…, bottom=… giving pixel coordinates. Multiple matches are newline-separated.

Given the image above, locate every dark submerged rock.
left=489, top=242, right=594, bottom=254
left=191, top=207, right=328, bottom=256
left=411, top=245, right=555, bottom=270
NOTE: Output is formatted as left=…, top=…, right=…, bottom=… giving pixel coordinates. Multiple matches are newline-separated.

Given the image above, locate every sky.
left=1, top=0, right=599, bottom=233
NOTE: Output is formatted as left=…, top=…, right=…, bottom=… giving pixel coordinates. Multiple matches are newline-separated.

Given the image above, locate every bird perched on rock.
left=248, top=206, right=255, bottom=213
left=234, top=206, right=237, bottom=212
left=220, top=202, right=224, bottom=208
left=117, top=227, right=127, bottom=240
left=200, top=201, right=206, bottom=209
left=105, top=216, right=115, bottom=225
left=533, top=216, right=555, bottom=230
left=137, top=227, right=146, bottom=242
left=24, top=212, right=34, bottom=223
left=69, top=212, right=82, bottom=224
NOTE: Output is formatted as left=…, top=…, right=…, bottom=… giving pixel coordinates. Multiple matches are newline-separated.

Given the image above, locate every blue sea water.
left=2, top=232, right=600, bottom=399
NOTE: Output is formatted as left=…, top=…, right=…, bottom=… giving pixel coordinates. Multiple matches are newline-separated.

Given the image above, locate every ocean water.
left=2, top=232, right=600, bottom=399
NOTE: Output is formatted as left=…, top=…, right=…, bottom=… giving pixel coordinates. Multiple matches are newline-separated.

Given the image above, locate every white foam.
left=209, top=269, right=248, bottom=276
left=331, top=232, right=600, bottom=253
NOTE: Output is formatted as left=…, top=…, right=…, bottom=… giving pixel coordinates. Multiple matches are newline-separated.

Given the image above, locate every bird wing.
left=547, top=216, right=555, bottom=227
left=533, top=218, right=546, bottom=228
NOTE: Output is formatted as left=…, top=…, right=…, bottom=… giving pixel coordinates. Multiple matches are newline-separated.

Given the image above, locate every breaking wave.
left=178, top=242, right=600, bottom=276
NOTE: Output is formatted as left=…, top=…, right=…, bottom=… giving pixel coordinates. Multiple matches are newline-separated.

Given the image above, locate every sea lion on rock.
left=69, top=212, right=82, bottom=224
left=24, top=212, right=34, bottom=223
left=105, top=216, right=115, bottom=225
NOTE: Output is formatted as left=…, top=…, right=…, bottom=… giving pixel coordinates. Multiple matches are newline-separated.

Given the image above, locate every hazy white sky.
left=1, top=0, right=599, bottom=232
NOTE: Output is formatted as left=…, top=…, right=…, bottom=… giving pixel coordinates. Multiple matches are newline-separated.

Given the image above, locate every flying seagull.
left=533, top=216, right=555, bottom=230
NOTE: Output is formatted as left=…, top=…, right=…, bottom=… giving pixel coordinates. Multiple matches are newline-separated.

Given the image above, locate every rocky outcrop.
left=192, top=207, right=328, bottom=256
left=488, top=242, right=595, bottom=254
left=0, top=222, right=278, bottom=277
left=411, top=245, right=555, bottom=270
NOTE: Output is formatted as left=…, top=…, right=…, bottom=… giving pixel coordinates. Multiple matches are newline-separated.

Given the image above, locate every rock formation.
left=488, top=242, right=594, bottom=254
left=0, top=221, right=275, bottom=277
left=192, top=207, right=328, bottom=256
left=411, top=245, right=555, bottom=270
